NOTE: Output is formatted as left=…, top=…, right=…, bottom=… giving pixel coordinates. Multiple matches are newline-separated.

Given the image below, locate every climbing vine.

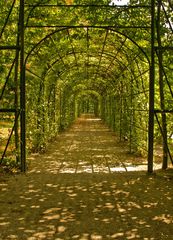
left=0, top=0, right=173, bottom=169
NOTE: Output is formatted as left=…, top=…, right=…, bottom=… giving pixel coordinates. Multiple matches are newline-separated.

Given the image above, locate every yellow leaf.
left=65, top=0, right=73, bottom=5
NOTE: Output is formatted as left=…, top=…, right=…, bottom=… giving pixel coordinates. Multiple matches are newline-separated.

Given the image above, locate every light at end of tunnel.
left=109, top=0, right=129, bottom=6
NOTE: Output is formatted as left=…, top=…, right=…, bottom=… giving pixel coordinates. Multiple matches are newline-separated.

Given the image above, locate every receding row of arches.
left=1, top=1, right=172, bottom=173
left=24, top=26, right=150, bottom=162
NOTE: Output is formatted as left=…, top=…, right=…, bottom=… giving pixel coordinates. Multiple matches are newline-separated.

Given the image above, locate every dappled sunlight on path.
left=28, top=114, right=161, bottom=174
left=0, top=115, right=173, bottom=240
left=1, top=172, right=173, bottom=239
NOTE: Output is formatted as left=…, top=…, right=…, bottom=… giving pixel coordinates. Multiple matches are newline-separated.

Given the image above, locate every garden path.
left=0, top=114, right=173, bottom=239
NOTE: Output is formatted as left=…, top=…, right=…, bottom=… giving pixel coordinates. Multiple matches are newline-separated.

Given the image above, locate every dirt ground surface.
left=0, top=115, right=173, bottom=240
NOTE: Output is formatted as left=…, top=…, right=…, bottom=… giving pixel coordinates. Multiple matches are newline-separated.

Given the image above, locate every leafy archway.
left=0, top=0, right=173, bottom=173
left=75, top=89, right=101, bottom=116
left=24, top=25, right=150, bottom=156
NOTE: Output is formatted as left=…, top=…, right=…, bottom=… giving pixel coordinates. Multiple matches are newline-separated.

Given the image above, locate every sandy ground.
left=0, top=115, right=173, bottom=240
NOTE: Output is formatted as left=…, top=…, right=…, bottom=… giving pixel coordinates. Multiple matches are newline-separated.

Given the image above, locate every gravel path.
left=0, top=115, right=173, bottom=240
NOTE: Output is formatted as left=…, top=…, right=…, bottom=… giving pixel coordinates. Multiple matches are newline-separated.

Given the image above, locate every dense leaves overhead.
left=0, top=0, right=173, bottom=166
left=23, top=0, right=151, bottom=152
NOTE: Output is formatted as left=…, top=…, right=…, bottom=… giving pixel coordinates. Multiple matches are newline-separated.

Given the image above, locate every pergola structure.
left=0, top=0, right=172, bottom=172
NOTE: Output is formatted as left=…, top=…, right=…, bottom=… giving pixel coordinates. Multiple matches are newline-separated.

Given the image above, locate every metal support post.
left=147, top=0, right=155, bottom=173
left=14, top=31, right=20, bottom=163
left=19, top=0, right=26, bottom=172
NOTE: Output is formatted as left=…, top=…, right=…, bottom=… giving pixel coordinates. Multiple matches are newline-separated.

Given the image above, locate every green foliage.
left=0, top=0, right=173, bottom=161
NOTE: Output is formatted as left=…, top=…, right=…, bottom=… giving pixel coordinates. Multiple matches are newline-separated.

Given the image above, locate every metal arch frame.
left=27, top=51, right=149, bottom=103
left=154, top=0, right=173, bottom=168
left=25, top=25, right=151, bottom=154
left=25, top=32, right=150, bottom=114
left=23, top=2, right=154, bottom=172
left=1, top=1, right=164, bottom=173
left=25, top=26, right=150, bottom=89
left=24, top=24, right=150, bottom=111
left=32, top=50, right=137, bottom=83
left=0, top=0, right=22, bottom=168
left=75, top=90, right=101, bottom=116
left=38, top=56, right=146, bottom=95
left=24, top=26, right=150, bottom=63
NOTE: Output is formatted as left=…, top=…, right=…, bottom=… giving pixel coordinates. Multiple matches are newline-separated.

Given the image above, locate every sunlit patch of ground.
left=0, top=115, right=173, bottom=239
left=1, top=172, right=173, bottom=239
left=0, top=120, right=15, bottom=163
left=28, top=114, right=162, bottom=174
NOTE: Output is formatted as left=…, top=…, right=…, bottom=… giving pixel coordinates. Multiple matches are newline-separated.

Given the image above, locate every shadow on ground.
left=0, top=172, right=173, bottom=239
left=0, top=115, right=173, bottom=239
